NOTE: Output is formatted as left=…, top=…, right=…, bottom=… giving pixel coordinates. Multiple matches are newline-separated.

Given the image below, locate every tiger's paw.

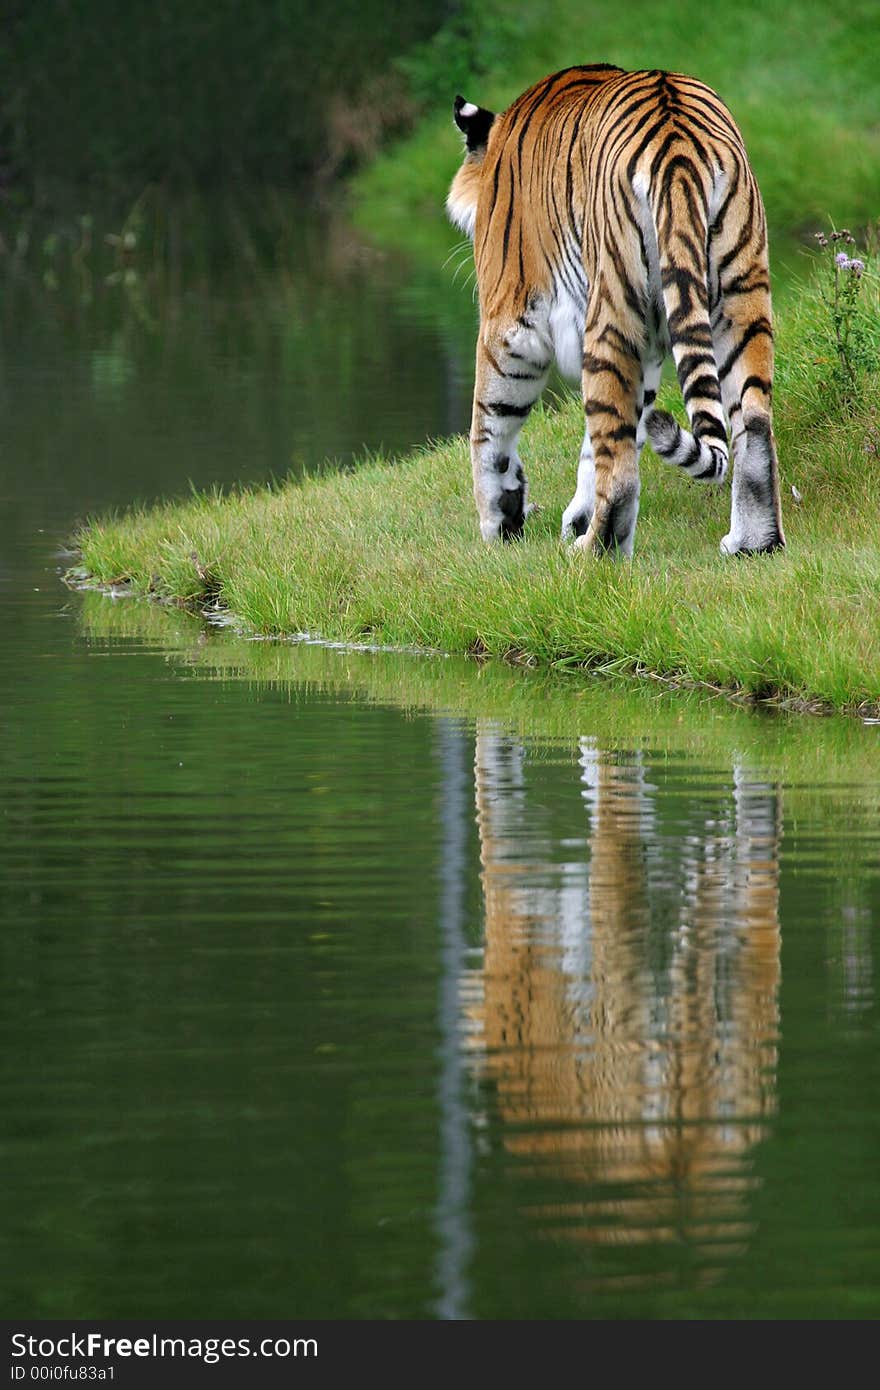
left=720, top=530, right=786, bottom=556
left=560, top=507, right=592, bottom=544
left=571, top=533, right=597, bottom=554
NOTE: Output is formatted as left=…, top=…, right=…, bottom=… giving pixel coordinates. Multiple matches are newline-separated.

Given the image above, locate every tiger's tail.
left=644, top=170, right=729, bottom=483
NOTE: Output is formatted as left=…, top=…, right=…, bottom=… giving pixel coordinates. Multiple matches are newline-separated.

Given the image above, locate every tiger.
left=446, top=66, right=785, bottom=557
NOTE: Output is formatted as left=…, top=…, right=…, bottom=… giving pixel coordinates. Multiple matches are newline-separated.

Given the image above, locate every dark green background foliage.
left=0, top=0, right=447, bottom=191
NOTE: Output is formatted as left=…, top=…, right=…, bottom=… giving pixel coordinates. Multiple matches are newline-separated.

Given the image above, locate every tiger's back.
left=447, top=66, right=784, bottom=557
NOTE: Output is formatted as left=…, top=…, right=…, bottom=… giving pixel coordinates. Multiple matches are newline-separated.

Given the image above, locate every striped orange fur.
left=447, top=68, right=785, bottom=556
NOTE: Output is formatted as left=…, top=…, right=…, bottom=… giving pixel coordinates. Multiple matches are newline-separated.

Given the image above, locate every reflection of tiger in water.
left=446, top=67, right=785, bottom=557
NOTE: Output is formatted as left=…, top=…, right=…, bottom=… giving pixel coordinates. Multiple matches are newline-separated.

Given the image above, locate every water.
left=1, top=205, right=878, bottom=1320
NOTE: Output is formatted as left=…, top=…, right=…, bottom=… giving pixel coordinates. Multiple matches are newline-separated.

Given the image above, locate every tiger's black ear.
left=454, top=94, right=495, bottom=153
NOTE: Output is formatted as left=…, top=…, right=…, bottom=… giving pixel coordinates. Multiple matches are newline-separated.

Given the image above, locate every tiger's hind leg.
left=714, top=269, right=785, bottom=555
left=470, top=313, right=551, bottom=542
left=569, top=317, right=645, bottom=558
left=560, top=422, right=596, bottom=543
left=562, top=356, right=661, bottom=551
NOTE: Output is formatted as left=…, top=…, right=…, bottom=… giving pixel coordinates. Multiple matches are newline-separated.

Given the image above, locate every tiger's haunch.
left=447, top=65, right=785, bottom=557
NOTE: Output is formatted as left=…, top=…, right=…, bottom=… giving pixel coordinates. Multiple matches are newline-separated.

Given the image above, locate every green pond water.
left=1, top=205, right=878, bottom=1320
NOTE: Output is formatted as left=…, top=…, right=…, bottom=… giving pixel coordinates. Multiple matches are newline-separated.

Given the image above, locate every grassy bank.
left=72, top=259, right=880, bottom=716
left=77, top=588, right=880, bottom=784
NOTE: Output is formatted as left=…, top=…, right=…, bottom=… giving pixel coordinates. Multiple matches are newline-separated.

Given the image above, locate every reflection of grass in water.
left=78, top=589, right=880, bottom=789
left=7, top=192, right=474, bottom=506
left=72, top=251, right=880, bottom=717
left=5, top=189, right=392, bottom=325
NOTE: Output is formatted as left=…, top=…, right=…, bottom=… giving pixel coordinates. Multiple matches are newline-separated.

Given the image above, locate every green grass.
left=72, top=262, right=880, bottom=717
left=354, top=0, right=880, bottom=248
left=77, top=587, right=880, bottom=789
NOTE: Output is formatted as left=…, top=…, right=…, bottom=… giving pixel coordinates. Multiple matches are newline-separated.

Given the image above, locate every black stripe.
left=659, top=152, right=707, bottom=207
left=485, top=400, right=532, bottom=418
left=718, top=318, right=772, bottom=380
left=716, top=195, right=757, bottom=275
left=690, top=410, right=727, bottom=438
left=584, top=398, right=625, bottom=418
left=500, top=169, right=515, bottom=268
left=478, top=156, right=504, bottom=261
left=602, top=229, right=644, bottom=317
left=583, top=353, right=631, bottom=388
left=509, top=351, right=552, bottom=370
left=740, top=374, right=772, bottom=399
left=683, top=372, right=723, bottom=402
left=674, top=348, right=714, bottom=378
left=671, top=227, right=705, bottom=269
left=721, top=272, right=770, bottom=297
left=708, top=158, right=741, bottom=234
left=597, top=323, right=641, bottom=360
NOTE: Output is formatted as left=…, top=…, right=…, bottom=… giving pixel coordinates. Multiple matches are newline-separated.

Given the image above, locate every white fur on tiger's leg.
left=720, top=412, right=785, bottom=555
left=714, top=278, right=785, bottom=555
left=470, top=315, right=551, bottom=542
left=561, top=424, right=596, bottom=542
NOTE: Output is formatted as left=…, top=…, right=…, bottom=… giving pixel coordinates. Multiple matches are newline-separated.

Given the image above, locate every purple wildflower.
left=835, top=251, right=850, bottom=267
left=850, top=258, right=865, bottom=277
